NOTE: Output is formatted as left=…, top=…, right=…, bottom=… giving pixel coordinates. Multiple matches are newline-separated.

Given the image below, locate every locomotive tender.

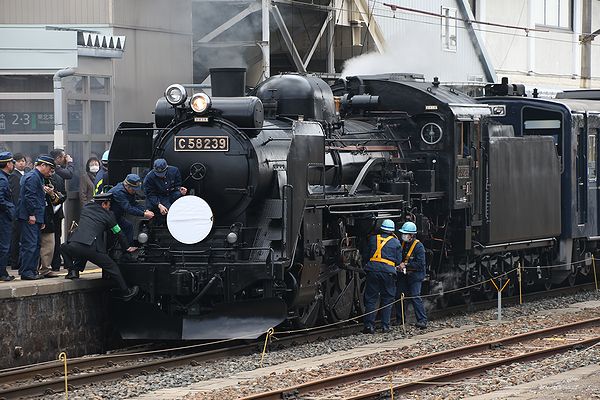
left=106, top=69, right=600, bottom=340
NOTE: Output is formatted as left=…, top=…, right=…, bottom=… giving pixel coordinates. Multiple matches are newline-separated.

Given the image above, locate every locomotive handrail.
left=326, top=199, right=404, bottom=209
left=167, top=246, right=275, bottom=255
left=349, top=157, right=386, bottom=195
left=327, top=208, right=404, bottom=214
left=282, top=184, right=293, bottom=260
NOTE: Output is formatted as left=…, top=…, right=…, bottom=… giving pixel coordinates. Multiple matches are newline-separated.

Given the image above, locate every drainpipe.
left=53, top=67, right=75, bottom=149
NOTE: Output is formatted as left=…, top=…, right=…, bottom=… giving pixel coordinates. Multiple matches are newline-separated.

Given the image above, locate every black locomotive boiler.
left=105, top=69, right=497, bottom=340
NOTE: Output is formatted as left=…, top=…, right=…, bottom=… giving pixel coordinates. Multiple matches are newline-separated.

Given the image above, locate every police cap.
left=153, top=158, right=168, bottom=177
left=35, top=154, right=56, bottom=169
left=123, top=173, right=142, bottom=187
left=0, top=151, right=14, bottom=164
left=93, top=192, right=113, bottom=202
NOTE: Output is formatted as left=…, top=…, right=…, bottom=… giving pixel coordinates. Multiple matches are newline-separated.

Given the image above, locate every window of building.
left=535, top=0, right=572, bottom=29
left=0, top=75, right=53, bottom=92
left=441, top=7, right=458, bottom=52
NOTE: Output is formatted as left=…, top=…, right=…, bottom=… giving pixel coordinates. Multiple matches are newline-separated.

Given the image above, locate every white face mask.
left=89, top=165, right=100, bottom=173
left=401, top=234, right=412, bottom=242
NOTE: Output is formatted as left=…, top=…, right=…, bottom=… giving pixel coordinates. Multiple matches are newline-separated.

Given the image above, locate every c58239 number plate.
left=175, top=136, right=229, bottom=151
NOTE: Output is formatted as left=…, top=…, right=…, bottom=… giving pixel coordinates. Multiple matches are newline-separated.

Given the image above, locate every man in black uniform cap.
left=61, top=192, right=139, bottom=301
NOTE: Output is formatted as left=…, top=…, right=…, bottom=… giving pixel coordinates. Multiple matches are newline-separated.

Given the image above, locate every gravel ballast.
left=42, top=289, right=600, bottom=400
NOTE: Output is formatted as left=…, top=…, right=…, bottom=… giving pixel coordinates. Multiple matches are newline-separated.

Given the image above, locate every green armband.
left=111, top=224, right=122, bottom=234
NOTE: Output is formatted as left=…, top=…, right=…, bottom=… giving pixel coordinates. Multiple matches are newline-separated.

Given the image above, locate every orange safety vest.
left=369, top=234, right=397, bottom=266
left=401, top=239, right=420, bottom=264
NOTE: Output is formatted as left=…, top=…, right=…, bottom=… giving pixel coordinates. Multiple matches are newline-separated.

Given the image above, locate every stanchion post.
left=400, top=293, right=406, bottom=335
left=593, top=255, right=599, bottom=292
left=58, top=352, right=68, bottom=399
left=518, top=262, right=523, bottom=305
left=260, top=328, right=274, bottom=368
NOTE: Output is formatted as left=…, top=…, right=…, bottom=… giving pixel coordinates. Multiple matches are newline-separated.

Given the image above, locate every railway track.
left=240, top=317, right=600, bottom=399
left=0, top=324, right=360, bottom=400
left=0, top=283, right=596, bottom=399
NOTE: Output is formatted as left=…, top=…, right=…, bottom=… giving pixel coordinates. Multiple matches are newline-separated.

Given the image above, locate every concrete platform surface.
left=0, top=267, right=106, bottom=299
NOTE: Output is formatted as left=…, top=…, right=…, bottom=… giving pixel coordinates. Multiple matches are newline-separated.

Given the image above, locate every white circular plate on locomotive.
left=167, top=196, right=214, bottom=244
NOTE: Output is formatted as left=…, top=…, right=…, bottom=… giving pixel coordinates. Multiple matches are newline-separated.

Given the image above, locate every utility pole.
left=580, top=0, right=598, bottom=88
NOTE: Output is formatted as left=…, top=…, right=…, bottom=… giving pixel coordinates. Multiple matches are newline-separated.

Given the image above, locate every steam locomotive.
left=106, top=69, right=600, bottom=340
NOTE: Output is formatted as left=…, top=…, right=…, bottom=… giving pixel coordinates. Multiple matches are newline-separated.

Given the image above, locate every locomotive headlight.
left=226, top=232, right=238, bottom=244
left=165, top=84, right=187, bottom=106
left=190, top=93, right=211, bottom=114
left=138, top=232, right=149, bottom=244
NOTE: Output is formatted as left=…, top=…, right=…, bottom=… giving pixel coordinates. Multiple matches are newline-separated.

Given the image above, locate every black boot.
left=65, top=270, right=80, bottom=279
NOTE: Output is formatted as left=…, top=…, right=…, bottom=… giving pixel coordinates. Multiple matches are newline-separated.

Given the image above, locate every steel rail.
left=348, top=336, right=600, bottom=399
left=0, top=324, right=360, bottom=399
left=240, top=316, right=600, bottom=400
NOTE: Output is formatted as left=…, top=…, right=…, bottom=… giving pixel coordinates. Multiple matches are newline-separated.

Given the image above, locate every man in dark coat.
left=9, top=153, right=26, bottom=270
left=49, top=148, right=74, bottom=271
left=108, top=174, right=154, bottom=246
left=0, top=152, right=16, bottom=281
left=17, top=155, right=55, bottom=280
left=143, top=158, right=187, bottom=216
left=363, top=219, right=400, bottom=334
left=395, top=221, right=428, bottom=329
left=61, top=192, right=139, bottom=301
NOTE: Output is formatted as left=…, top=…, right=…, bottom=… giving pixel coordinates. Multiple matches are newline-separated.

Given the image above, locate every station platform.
left=0, top=267, right=106, bottom=300
left=0, top=267, right=114, bottom=369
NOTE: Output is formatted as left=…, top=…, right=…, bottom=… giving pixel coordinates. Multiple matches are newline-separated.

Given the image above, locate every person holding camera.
left=49, top=148, right=74, bottom=271
left=38, top=178, right=65, bottom=278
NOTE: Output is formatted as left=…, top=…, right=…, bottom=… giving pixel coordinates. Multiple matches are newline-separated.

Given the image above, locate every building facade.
left=0, top=0, right=193, bottom=174
left=471, top=0, right=600, bottom=93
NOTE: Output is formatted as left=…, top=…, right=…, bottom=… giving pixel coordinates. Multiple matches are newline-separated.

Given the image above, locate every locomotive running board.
left=111, top=298, right=288, bottom=340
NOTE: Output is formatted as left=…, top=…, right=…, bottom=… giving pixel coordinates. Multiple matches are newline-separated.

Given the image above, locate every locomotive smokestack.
left=210, top=67, right=247, bottom=97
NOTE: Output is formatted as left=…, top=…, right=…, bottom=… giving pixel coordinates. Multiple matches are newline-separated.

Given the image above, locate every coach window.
left=589, top=133, right=597, bottom=182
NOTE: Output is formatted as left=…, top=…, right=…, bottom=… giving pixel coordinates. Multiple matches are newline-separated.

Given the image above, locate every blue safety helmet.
left=399, top=221, right=417, bottom=234
left=101, top=150, right=109, bottom=164
left=380, top=219, right=395, bottom=232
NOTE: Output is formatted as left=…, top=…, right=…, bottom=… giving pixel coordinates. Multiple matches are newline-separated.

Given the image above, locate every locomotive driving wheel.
left=323, top=267, right=355, bottom=323
left=292, top=296, right=322, bottom=329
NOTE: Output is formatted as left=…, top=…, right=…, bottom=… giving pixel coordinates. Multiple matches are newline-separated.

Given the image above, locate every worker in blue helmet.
left=395, top=221, right=428, bottom=329
left=93, top=150, right=110, bottom=195
left=362, top=219, right=401, bottom=334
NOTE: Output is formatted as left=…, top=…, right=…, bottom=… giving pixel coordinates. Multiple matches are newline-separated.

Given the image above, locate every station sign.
left=0, top=112, right=54, bottom=133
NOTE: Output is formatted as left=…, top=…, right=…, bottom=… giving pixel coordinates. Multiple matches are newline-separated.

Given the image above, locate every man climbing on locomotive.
left=363, top=219, right=401, bottom=334
left=395, top=221, right=428, bottom=329
left=108, top=174, right=155, bottom=246
left=143, top=158, right=187, bottom=217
